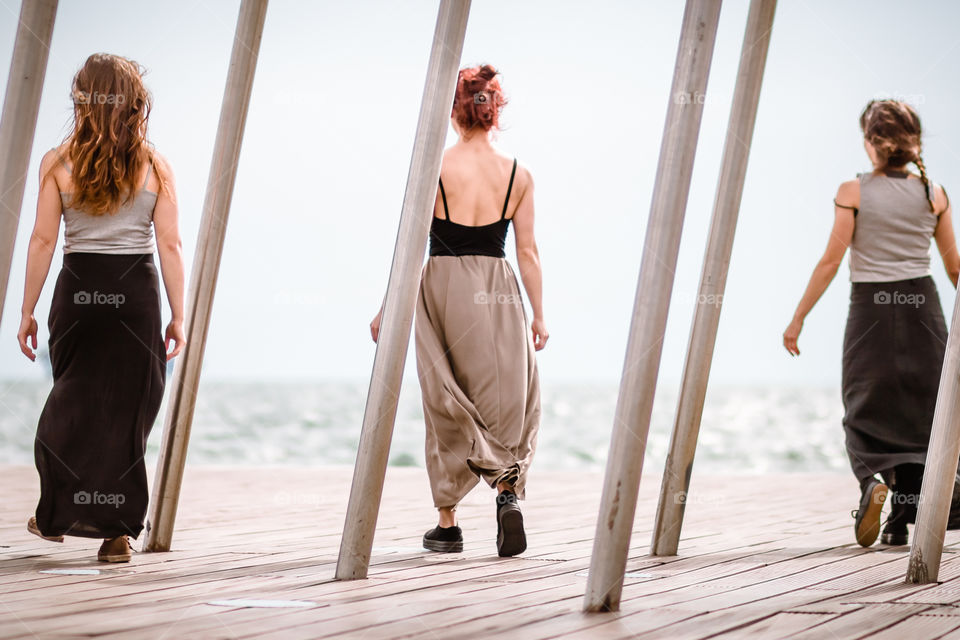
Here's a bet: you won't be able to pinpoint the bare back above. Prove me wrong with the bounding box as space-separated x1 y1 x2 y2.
435 148 528 226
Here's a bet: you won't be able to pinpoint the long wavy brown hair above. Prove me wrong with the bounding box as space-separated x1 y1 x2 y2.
859 99 934 212
60 53 162 216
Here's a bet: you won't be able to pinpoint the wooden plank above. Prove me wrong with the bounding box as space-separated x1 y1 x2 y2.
789 604 932 639
696 611 842 638
6 466 960 639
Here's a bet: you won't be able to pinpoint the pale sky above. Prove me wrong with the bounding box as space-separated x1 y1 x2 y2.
2 0 960 386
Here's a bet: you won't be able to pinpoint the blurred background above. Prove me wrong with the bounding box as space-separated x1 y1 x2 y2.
2 0 958 475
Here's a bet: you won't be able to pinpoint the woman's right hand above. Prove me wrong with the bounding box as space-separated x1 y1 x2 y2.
370 308 383 343
783 317 803 356
165 319 186 361
17 313 38 361
532 318 549 351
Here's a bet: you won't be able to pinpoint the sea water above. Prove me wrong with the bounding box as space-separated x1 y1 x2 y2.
0 379 849 475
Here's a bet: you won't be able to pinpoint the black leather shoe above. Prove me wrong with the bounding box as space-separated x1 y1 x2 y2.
880 520 908 546
851 478 888 547
496 490 526 557
422 525 463 553
948 479 960 530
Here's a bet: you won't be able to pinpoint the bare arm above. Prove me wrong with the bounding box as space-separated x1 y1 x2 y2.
512 168 548 350
783 180 857 356
369 180 444 343
151 153 186 360
17 150 63 361
933 184 958 287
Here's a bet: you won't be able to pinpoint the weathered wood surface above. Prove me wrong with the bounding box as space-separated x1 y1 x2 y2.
3 466 960 638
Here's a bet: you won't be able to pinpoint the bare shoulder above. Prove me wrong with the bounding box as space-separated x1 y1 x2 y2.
513 158 534 195
149 149 177 200
150 149 175 180
39 148 60 173
932 181 950 214
835 178 859 206
39 146 69 189
439 146 460 179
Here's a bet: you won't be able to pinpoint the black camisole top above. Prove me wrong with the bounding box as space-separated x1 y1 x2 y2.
429 158 517 258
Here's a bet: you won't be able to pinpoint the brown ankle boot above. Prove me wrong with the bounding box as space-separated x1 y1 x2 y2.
97 536 132 563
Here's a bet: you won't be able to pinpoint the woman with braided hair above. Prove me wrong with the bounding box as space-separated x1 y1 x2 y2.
784 99 959 547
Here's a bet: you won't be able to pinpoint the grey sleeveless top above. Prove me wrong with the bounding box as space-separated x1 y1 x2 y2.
60 157 158 255
848 171 939 282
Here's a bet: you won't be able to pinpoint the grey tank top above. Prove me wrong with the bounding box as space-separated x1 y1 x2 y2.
848 171 939 282
60 156 158 255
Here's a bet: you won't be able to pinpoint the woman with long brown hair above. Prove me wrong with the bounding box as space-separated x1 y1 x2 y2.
16 53 185 562
371 64 545 557
785 99 959 547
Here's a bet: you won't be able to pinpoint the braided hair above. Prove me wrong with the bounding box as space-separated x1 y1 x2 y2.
860 99 935 212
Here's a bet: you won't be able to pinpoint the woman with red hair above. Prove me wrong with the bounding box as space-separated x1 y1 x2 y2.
17 53 185 562
372 64 546 557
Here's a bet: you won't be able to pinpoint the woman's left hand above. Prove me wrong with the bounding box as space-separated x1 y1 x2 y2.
17 313 38 361
783 317 803 356
532 318 549 351
165 320 186 361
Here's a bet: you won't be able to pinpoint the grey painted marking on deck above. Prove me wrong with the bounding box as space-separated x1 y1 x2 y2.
40 569 100 575
207 599 317 609
371 546 427 554
575 570 655 579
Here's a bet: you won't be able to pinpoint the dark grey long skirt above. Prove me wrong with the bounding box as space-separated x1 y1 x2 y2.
841 276 947 482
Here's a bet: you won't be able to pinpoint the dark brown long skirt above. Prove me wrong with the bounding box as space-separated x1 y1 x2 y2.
841 276 946 482
34 252 166 539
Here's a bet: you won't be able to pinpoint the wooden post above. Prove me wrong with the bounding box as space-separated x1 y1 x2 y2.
651 0 776 557
0 0 57 327
583 0 721 613
143 0 267 552
334 0 471 581
907 302 960 582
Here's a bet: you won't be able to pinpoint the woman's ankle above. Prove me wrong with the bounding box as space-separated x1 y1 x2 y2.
437 506 457 528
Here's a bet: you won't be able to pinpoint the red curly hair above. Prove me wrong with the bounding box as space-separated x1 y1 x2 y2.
451 64 508 136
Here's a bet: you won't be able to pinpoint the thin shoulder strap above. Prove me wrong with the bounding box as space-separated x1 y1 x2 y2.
438 176 450 220
141 158 153 190
56 150 71 173
501 158 517 220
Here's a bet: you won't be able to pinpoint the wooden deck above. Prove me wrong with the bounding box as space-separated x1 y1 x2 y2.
4 465 960 639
